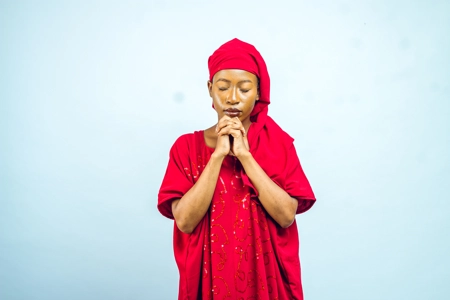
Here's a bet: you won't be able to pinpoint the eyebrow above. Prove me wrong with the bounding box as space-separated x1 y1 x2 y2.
215 78 254 84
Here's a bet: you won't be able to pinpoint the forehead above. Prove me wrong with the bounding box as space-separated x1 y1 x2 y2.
213 69 258 83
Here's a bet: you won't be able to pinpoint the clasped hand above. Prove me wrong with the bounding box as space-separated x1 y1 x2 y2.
215 116 250 158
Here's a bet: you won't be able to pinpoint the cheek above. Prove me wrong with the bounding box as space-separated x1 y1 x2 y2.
246 97 257 112
243 93 258 105
249 101 256 112
212 95 225 110
243 90 258 100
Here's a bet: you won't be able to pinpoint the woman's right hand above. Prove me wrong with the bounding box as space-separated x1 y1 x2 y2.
214 122 231 158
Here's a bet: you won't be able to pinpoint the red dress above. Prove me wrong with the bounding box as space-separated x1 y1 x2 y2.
158 129 316 300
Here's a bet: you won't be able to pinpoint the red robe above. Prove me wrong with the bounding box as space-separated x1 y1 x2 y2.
158 121 316 299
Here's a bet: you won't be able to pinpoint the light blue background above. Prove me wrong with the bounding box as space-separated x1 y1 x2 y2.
1 1 449 299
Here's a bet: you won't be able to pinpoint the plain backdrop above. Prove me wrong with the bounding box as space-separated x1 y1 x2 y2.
1 1 449 299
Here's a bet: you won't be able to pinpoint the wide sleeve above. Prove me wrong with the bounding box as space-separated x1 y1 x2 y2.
157 135 195 219
284 144 316 214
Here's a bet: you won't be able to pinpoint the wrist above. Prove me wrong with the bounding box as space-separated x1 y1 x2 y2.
236 150 252 162
210 151 227 162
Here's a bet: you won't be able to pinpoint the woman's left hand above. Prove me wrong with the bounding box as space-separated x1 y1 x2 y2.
216 116 250 158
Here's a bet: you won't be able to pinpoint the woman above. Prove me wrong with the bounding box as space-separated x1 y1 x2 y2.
158 38 316 299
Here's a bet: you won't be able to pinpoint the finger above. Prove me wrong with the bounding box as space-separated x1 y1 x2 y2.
216 115 243 133
217 123 245 137
228 120 246 136
229 117 245 136
216 115 232 128
231 129 245 139
218 128 245 139
224 128 246 140
217 118 245 133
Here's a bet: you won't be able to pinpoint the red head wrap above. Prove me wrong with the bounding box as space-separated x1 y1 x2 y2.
208 38 270 118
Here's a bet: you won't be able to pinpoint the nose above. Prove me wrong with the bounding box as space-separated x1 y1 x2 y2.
226 87 239 104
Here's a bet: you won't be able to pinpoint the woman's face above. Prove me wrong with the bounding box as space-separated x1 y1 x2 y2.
208 69 259 126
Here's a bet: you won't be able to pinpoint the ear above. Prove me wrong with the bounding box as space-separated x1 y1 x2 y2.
256 90 260 101
207 80 213 97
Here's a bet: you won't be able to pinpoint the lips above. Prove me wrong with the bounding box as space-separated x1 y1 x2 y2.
224 108 241 117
